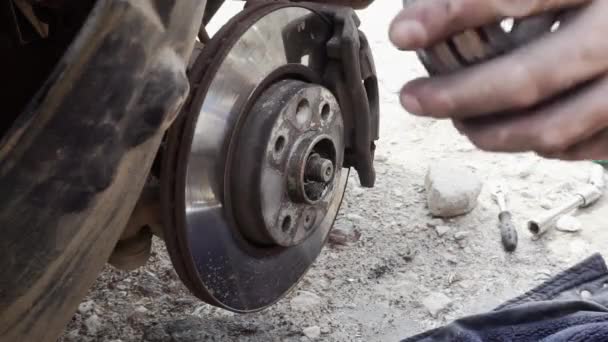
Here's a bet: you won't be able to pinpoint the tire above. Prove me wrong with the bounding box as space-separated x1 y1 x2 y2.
0 1 205 341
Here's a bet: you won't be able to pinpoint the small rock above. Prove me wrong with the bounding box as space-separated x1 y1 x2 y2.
540 199 553 210
173 297 195 306
520 190 535 199
85 314 102 335
556 215 583 233
534 270 552 282
447 273 463 285
422 292 453 317
375 154 388 163
454 231 468 240
128 310 147 325
369 263 392 279
517 162 537 179
425 162 482 218
399 245 415 262
136 279 161 297
392 189 405 198
303 326 321 339
456 146 475 153
350 186 365 197
345 213 364 224
78 300 95 315
443 253 458 265
328 224 361 246
458 280 473 290
435 225 451 237
191 305 208 317
64 329 80 340
426 219 445 228
135 306 148 314
290 291 321 311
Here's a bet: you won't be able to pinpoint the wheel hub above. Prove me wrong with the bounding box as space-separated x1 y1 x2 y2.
232 80 344 247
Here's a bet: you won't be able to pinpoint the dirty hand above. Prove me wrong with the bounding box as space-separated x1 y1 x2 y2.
389 0 608 160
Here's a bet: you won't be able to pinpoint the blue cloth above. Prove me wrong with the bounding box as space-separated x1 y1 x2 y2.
403 254 608 341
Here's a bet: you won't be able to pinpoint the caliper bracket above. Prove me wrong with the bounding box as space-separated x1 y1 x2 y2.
321 7 379 188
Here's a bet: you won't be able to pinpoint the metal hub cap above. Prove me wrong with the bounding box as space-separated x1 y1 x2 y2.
232 80 344 248
161 4 348 312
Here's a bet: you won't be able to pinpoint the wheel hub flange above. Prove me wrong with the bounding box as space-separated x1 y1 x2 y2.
231 80 344 248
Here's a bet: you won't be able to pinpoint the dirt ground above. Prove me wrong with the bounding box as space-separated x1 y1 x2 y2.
61 2 608 341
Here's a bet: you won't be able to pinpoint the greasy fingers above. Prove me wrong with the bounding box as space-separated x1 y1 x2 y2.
391 0 608 160
458 76 608 156
399 1 608 119
389 0 590 50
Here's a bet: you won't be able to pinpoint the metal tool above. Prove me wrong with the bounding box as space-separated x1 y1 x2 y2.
490 183 518 252
160 2 379 312
528 184 602 237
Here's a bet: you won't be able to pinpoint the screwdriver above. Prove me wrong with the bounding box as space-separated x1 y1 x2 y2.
490 183 518 252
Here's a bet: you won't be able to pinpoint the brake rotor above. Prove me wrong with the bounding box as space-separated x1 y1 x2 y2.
161 3 348 312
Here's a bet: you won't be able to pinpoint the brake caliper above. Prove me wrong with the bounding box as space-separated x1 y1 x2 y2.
322 6 379 187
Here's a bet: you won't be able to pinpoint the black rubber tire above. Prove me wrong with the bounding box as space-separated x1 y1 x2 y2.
0 1 206 341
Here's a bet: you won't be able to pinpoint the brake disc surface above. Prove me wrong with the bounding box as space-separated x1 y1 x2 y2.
162 3 349 312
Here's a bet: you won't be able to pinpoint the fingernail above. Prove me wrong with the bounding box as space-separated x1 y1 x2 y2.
401 93 423 115
390 20 427 49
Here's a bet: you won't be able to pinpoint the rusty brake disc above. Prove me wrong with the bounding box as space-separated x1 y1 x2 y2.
161 2 354 312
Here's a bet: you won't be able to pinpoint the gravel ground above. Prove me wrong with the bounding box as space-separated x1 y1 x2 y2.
61 2 608 341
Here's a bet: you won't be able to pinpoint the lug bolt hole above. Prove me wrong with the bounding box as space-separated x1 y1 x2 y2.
282 216 292 232
303 211 316 230
296 99 312 125
274 136 286 154
321 103 330 121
